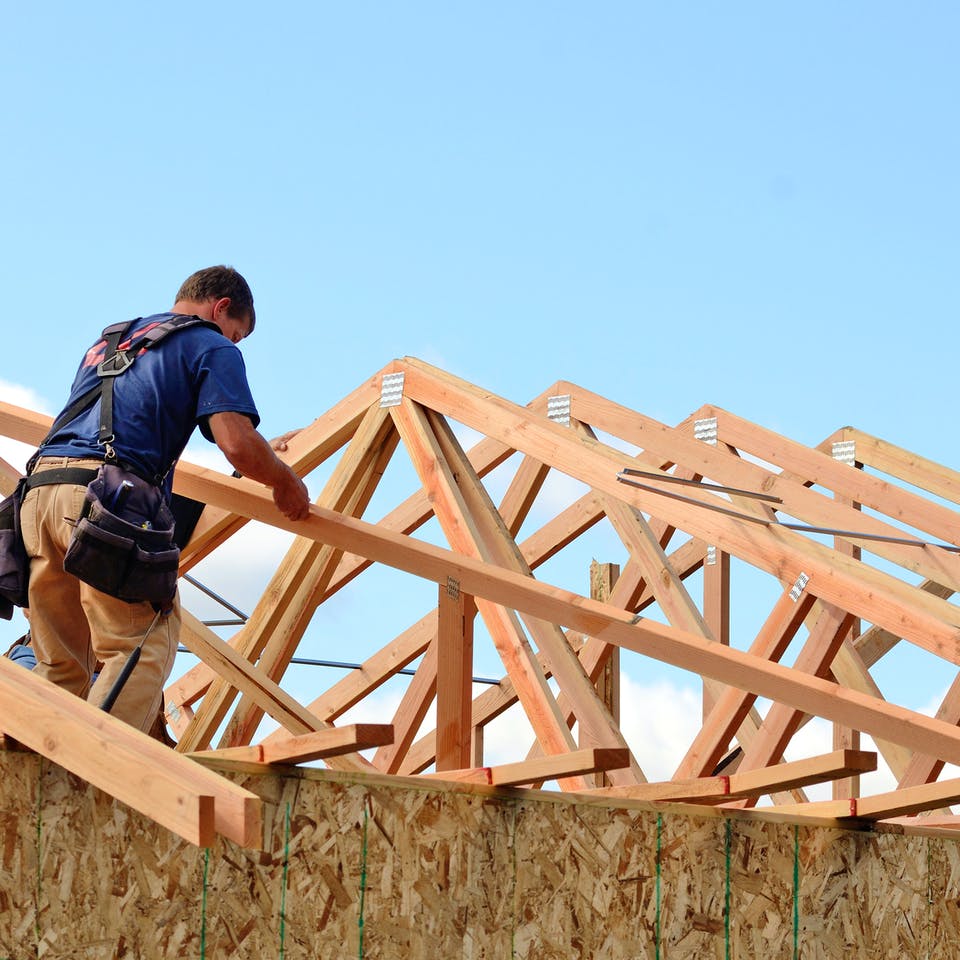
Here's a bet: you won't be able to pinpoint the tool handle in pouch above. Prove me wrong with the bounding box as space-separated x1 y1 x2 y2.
99 646 141 714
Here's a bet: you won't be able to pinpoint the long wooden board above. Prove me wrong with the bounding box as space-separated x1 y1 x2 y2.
0 657 260 847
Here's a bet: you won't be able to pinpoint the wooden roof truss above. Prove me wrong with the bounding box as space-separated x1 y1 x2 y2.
1 356 959 845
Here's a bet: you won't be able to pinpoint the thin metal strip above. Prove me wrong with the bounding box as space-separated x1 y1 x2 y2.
380 372 405 408
547 394 571 426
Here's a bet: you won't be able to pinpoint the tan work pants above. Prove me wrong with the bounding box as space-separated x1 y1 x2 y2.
19 457 180 733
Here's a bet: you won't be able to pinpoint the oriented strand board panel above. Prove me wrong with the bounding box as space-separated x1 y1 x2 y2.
2 754 960 959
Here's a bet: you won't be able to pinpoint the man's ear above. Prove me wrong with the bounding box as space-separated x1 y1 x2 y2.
212 297 232 321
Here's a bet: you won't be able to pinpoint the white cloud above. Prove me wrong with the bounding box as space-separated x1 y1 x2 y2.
0 378 51 415
451 423 484 455
527 470 591 522
175 521 295 651
0 378 52 472
482 702 537 766
618 673 703 782
0 437 36 474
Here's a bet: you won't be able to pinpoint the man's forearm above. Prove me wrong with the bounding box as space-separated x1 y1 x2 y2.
224 432 291 487
208 411 310 520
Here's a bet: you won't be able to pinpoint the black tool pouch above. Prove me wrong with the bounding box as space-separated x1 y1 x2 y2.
0 480 29 620
63 464 180 605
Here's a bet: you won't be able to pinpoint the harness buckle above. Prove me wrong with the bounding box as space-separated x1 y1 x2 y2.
97 350 134 378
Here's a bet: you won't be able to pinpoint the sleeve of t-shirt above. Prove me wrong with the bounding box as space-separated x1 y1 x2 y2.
195 343 261 442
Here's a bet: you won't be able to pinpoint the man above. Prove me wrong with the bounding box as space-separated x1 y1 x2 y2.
19 265 310 734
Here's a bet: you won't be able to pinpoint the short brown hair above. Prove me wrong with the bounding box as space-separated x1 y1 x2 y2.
175 265 256 332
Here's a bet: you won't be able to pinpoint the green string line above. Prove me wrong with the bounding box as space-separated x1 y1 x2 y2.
793 825 800 960
927 836 932 960
358 801 369 959
200 847 209 960
279 802 291 960
655 813 662 960
724 818 732 960
510 802 518 960
34 758 43 956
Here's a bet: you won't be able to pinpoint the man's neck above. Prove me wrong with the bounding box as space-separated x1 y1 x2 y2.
171 299 215 321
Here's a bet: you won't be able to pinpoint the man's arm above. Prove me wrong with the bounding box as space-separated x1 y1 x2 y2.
207 412 310 521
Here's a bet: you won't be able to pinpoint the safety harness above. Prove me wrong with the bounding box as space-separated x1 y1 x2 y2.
26 314 219 488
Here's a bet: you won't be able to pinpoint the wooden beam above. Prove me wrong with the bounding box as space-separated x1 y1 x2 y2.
372 638 439 774
190 724 394 765
497 454 550 537
853 581 955 666
829 639 912 779
178 531 331 751
165 436 520 715
0 656 260 848
593 489 767 765
388 398 582 777
563 388 960 586
708 411 960 546
702 547 730 717
429 408 635 761
436 580 476 771
175 610 331 740
265 612 436 731
674 587 816 779
395 359 960 663
833 488 862 802
0 457 21 497
593 750 877 803
728 602 856 808
177 404 398 753
772 776 960 821
269 494 628 764
423 747 630 787
422 405 637 787
170 464 960 772
577 561 621 788
837 428 960 509
898 669 960 789
400 538 706 779
219 406 399 748
178 375 381 569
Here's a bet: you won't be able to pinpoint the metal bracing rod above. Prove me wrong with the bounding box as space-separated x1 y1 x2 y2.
174 646 501 685
616 472 960 553
181 573 250 621
618 467 783 503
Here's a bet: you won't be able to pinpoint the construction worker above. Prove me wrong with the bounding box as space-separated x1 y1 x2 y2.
19 265 310 734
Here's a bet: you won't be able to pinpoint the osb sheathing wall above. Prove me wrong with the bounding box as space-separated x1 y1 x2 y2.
2 754 959 960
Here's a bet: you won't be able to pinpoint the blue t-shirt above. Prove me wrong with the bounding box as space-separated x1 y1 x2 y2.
39 313 260 490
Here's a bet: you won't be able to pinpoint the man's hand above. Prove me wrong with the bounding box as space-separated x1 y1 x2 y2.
273 467 310 521
209 412 311 521
270 428 302 453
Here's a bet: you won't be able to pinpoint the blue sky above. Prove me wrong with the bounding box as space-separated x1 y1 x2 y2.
1 5 957 784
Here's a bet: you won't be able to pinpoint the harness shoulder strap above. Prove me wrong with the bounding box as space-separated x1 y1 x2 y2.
31 314 221 466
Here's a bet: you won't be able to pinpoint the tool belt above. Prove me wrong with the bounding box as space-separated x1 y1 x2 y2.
62 463 180 606
0 463 181 617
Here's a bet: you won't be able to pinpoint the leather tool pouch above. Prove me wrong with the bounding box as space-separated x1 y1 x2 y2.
63 464 180 605
0 480 29 621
